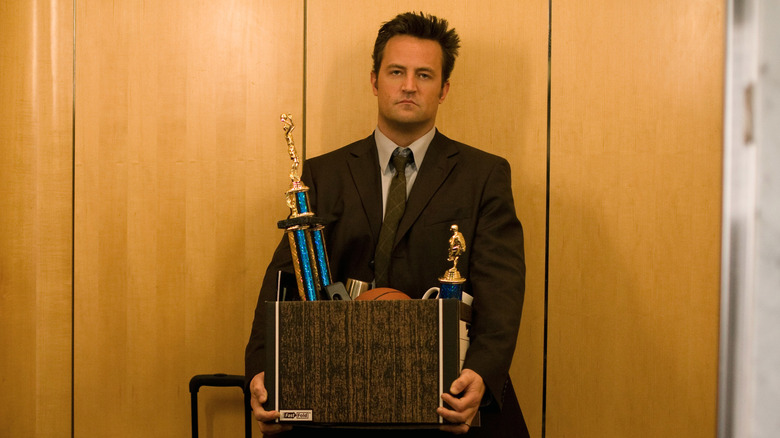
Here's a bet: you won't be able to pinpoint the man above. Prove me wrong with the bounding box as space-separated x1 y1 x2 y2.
246 12 528 437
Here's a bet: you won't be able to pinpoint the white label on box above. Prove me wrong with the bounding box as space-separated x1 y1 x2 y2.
280 410 313 421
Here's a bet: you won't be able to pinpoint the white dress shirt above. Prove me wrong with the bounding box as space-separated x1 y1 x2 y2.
374 127 436 217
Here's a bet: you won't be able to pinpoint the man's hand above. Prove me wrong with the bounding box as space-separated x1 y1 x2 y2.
249 372 292 435
437 368 485 434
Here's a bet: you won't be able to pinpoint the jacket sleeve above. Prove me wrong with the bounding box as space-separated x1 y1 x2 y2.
461 158 525 410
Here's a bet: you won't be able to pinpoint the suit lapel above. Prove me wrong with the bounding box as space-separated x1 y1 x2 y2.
346 135 383 242
395 132 459 245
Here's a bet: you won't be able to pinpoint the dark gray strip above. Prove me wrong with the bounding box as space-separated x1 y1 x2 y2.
542 1 552 437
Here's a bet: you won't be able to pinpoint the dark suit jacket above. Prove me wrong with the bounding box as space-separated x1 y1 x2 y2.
246 131 528 437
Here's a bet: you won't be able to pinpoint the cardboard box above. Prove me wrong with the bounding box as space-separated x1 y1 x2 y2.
264 299 471 427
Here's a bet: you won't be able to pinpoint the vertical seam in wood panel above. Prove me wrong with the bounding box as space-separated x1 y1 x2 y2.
302 0 308 160
542 1 552 437
71 1 76 436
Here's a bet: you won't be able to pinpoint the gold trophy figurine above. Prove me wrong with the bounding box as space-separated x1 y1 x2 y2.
437 225 467 299
441 225 466 282
281 113 301 185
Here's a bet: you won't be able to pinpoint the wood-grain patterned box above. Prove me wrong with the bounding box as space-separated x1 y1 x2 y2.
264 299 471 427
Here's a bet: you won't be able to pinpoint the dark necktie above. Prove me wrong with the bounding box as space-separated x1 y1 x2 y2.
374 147 412 287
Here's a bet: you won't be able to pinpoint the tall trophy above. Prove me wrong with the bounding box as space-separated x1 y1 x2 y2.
276 114 332 301
438 225 467 299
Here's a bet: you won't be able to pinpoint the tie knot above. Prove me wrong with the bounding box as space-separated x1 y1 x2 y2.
391 147 412 175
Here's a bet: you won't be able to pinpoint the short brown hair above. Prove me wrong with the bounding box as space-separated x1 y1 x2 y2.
372 12 461 84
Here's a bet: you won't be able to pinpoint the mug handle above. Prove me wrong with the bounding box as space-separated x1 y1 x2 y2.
422 287 440 300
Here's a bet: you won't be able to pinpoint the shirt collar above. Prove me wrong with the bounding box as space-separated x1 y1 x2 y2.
374 127 436 175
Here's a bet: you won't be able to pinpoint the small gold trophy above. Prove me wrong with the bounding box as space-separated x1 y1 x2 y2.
276 114 332 301
438 225 466 299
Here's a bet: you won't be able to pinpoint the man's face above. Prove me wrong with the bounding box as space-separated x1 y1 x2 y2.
371 35 450 138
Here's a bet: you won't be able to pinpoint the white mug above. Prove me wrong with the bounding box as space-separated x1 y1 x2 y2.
422 287 473 306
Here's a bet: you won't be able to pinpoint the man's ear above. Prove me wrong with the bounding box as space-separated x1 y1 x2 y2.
370 71 379 96
439 80 451 103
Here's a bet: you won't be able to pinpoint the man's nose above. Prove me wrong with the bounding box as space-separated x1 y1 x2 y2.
401 75 417 92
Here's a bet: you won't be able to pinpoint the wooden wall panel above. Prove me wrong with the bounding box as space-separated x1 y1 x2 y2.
0 3 73 437
0 1 74 437
305 1 549 435
547 1 723 436
0 0 724 436
74 1 302 436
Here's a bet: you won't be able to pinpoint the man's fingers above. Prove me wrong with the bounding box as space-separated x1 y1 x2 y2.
437 405 466 424
249 386 269 419
250 403 292 435
250 397 278 423
249 372 267 401
247 372 292 434
441 392 468 412
449 368 480 396
437 406 474 435
249 401 292 434
437 396 478 424
449 374 470 395
440 371 482 436
255 407 279 423
251 390 267 405
442 388 481 411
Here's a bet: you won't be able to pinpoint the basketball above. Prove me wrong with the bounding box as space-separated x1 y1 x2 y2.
355 287 411 301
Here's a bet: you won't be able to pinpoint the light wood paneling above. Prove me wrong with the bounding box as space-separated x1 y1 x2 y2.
0 0 728 436
74 1 302 435
547 1 723 436
305 2 549 435
0 1 74 437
